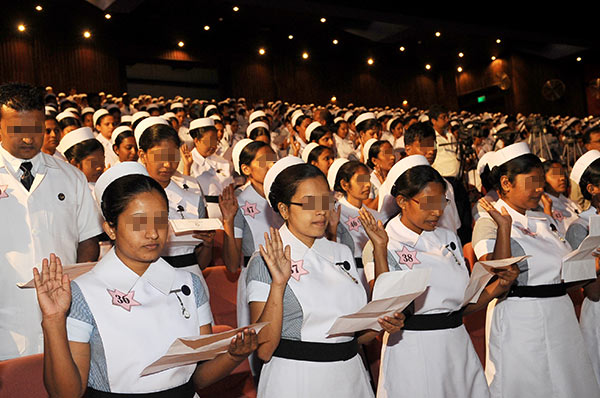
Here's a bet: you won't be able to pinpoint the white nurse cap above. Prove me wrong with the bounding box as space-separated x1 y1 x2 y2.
161 112 176 121
571 149 600 184
301 142 320 163
111 126 133 145
291 110 304 127
363 138 378 163
249 110 266 124
93 109 109 126
94 161 149 208
81 107 94 116
247 121 269 137
305 121 322 142
327 158 350 190
355 112 376 127
488 142 531 169
56 127 95 154
120 115 132 124
170 102 184 111
56 111 78 123
334 116 344 124
204 104 217 116
378 155 430 215
263 156 304 207
232 138 254 174
477 151 495 176
131 111 150 126
190 117 215 131
134 116 169 146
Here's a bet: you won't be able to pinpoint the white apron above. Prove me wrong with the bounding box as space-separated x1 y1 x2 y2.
257 225 374 398
75 249 203 393
190 149 232 219
235 183 283 329
482 199 600 398
377 217 488 398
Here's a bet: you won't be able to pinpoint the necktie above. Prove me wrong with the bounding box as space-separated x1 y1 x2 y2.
20 161 34 191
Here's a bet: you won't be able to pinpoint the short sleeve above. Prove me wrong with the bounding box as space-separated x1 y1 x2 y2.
66 282 94 343
197 195 207 219
566 223 588 250
74 169 103 242
191 273 213 326
387 250 402 271
472 217 498 259
234 208 245 239
336 223 355 254
246 254 272 303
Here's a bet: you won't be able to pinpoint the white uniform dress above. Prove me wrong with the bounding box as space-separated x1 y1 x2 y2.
438 178 461 234
377 216 489 398
246 224 374 398
544 192 581 236
333 133 355 159
472 198 600 398
161 172 211 302
96 133 119 168
336 196 384 290
67 248 213 394
565 205 600 387
233 183 284 328
190 148 233 219
0 148 103 359
369 171 382 200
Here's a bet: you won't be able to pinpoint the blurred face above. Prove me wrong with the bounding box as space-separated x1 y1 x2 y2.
406 137 437 164
311 148 334 175
391 123 404 138
317 132 334 148
194 129 218 157
114 136 138 162
297 118 312 141
360 126 381 144
373 142 395 172
168 118 180 131
76 149 105 183
432 113 449 132
175 110 185 125
42 119 61 154
342 166 371 201
279 176 332 245
586 132 600 151
398 181 447 234
545 163 567 195
140 139 179 187
502 167 545 213
337 122 349 139
0 107 44 159
83 113 93 128
97 115 115 140
215 122 225 140
241 146 277 185
104 191 169 270
61 124 78 138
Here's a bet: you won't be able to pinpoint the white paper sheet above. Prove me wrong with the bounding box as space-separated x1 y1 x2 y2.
562 215 600 283
17 262 97 288
169 218 224 234
141 322 269 377
327 268 431 335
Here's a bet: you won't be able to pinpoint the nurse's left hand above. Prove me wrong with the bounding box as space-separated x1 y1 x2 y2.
226 328 258 362
378 311 405 334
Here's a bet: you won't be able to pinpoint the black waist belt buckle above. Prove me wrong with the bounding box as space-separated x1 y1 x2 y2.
204 195 219 204
87 380 195 397
507 283 567 298
403 310 464 331
273 338 358 362
162 253 197 268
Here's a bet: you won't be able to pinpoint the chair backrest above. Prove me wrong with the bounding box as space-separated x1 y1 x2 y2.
0 354 48 398
203 266 240 328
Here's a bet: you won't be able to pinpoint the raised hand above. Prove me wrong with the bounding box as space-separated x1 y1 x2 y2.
218 183 239 222
327 203 341 233
180 144 193 175
358 208 388 249
227 328 258 362
378 311 405 334
33 253 71 319
259 227 292 287
479 198 512 229
541 193 553 217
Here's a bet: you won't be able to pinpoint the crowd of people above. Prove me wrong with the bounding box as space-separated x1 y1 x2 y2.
2 81 600 397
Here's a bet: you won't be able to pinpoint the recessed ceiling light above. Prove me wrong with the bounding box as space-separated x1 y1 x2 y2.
496 38 501 44
288 34 294 40
83 30 91 39
204 25 210 31
105 13 111 19
17 24 26 32
302 52 309 59
491 56 497 61
425 64 431 70
457 66 463 73
367 58 374 65
320 17 326 23
35 5 43 11
233 6 239 11
435 31 441 37
332 39 339 45
458 52 464 58
259 48 266 55
178 41 184 48
577 56 582 62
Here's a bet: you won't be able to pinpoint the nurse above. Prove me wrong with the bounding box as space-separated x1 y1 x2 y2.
364 139 395 201
135 117 214 278
221 139 280 329
247 157 404 398
35 162 257 396
111 125 138 163
362 155 518 398
472 142 600 398
56 127 105 189
301 142 334 176
565 150 600 386
540 160 581 235
93 109 118 168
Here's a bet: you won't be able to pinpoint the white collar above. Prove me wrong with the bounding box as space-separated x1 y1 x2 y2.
494 198 546 227
338 196 361 212
279 223 333 263
386 215 420 247
191 148 207 166
0 144 44 176
92 247 176 295
579 206 597 222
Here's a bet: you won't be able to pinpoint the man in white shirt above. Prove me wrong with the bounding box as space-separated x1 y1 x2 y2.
0 83 103 360
430 105 460 178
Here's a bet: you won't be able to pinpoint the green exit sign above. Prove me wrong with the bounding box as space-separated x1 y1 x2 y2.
477 95 486 103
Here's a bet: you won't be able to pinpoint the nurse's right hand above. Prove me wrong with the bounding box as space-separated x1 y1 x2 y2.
33 253 72 319
259 227 292 287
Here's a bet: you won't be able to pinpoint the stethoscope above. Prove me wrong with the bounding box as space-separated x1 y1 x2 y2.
169 284 191 319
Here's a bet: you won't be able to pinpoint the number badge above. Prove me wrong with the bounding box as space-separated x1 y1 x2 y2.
107 288 141 311
396 246 421 269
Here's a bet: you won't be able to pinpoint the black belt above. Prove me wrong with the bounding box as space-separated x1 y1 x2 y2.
243 256 251 268
272 338 358 362
354 257 363 269
204 195 219 203
507 283 567 298
162 253 197 268
87 380 195 398
403 310 464 331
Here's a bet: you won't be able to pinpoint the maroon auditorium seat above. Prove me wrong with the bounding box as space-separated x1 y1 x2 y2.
462 242 486 365
0 354 48 398
203 265 240 328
